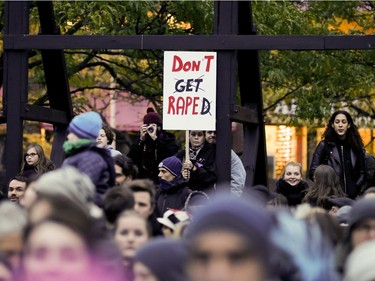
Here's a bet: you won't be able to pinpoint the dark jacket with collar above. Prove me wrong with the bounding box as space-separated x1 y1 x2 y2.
175 142 217 194
308 140 365 198
155 179 191 216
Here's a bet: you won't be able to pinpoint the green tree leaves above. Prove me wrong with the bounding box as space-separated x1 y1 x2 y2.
2 1 373 124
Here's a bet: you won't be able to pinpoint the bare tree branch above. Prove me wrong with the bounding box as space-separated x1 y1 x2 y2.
263 84 307 112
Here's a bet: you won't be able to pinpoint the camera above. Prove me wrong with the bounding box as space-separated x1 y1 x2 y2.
147 126 154 133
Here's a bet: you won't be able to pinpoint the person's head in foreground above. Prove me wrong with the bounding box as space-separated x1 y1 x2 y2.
363 187 375 199
0 201 27 270
270 209 340 281
344 240 375 281
133 238 189 281
185 195 272 281
0 254 12 281
348 198 375 249
21 199 124 281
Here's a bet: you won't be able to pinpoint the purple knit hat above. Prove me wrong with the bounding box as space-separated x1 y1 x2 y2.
143 107 162 125
185 195 272 266
134 238 189 281
158 156 182 178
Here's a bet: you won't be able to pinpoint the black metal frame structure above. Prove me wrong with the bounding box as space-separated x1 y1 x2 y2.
3 1 375 191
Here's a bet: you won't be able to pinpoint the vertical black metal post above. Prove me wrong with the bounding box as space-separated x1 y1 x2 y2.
214 1 238 191
238 1 268 187
37 1 73 167
3 2 30 186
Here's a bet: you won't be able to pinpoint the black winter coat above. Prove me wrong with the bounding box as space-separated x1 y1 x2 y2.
127 131 179 184
155 179 191 216
175 142 217 194
63 143 116 207
276 179 308 206
308 140 365 199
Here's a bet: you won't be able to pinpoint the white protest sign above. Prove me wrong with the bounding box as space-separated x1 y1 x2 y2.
163 51 216 130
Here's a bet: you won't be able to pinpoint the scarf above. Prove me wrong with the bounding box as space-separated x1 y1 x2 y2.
189 143 204 161
63 139 95 156
159 176 183 191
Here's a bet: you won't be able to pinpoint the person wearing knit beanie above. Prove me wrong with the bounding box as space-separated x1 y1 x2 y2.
185 195 273 281
155 156 191 216
143 107 162 126
127 107 179 184
62 112 115 207
344 240 375 281
335 198 375 274
348 198 375 249
68 111 102 140
133 238 189 281
158 156 182 179
34 166 96 209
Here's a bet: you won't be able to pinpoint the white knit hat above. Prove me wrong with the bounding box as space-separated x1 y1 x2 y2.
344 240 375 281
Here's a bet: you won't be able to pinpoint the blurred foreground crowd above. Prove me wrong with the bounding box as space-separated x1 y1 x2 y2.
1 109 375 281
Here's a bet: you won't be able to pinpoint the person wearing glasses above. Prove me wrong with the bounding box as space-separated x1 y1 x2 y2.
176 131 217 194
19 144 55 178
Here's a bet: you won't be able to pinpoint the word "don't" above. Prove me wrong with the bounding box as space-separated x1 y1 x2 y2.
172 55 214 72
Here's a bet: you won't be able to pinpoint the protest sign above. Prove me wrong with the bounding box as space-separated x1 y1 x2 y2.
163 51 217 130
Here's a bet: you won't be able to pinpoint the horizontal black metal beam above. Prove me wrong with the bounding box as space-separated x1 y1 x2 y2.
3 35 375 50
20 104 69 124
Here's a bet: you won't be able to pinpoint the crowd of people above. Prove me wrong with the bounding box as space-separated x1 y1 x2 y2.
0 108 375 281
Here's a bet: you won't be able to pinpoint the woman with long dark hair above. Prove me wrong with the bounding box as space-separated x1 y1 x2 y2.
304 165 347 208
308 110 365 199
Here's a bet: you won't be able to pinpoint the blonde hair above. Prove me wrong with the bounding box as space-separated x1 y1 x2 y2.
279 161 303 180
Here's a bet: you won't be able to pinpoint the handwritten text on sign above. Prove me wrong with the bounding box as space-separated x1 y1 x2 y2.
163 51 216 130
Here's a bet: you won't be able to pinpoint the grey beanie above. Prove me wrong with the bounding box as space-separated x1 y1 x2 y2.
349 198 375 232
35 166 96 207
134 238 188 281
185 195 272 266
